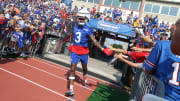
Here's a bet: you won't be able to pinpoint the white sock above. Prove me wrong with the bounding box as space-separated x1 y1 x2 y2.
83 74 87 77
70 85 74 91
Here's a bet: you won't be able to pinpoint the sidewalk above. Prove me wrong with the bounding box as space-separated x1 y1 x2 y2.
41 53 122 85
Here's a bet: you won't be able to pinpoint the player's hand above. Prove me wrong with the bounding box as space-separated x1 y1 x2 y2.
102 48 113 56
68 44 73 52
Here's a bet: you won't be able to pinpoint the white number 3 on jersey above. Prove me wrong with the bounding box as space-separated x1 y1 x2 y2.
75 32 81 43
169 62 180 86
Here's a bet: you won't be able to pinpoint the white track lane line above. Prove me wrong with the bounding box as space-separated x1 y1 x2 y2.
15 60 94 92
0 68 71 100
32 58 129 93
32 57 106 83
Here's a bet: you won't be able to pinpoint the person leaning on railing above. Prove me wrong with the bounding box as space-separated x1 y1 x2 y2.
115 18 180 101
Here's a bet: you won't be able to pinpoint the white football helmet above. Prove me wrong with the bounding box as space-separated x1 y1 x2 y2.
77 8 90 25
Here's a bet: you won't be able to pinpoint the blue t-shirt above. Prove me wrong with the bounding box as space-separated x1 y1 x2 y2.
116 11 122 16
47 21 52 26
133 16 138 21
23 31 32 41
153 17 158 25
103 9 107 14
160 25 166 32
112 10 117 15
165 24 170 29
107 9 111 14
147 22 153 27
143 41 180 101
150 28 158 36
73 25 93 47
144 17 149 22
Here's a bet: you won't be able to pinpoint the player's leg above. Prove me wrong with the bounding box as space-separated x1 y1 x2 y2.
66 63 77 96
65 52 79 96
80 54 89 83
81 63 88 83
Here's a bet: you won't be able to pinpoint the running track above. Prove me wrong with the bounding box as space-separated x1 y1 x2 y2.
0 58 127 101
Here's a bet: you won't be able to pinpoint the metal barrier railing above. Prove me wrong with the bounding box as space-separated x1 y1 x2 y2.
0 29 41 58
0 18 75 58
129 69 165 101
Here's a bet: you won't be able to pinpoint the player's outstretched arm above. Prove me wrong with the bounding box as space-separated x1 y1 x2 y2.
89 35 113 56
89 35 103 50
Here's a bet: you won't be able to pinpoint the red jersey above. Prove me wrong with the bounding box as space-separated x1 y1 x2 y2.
62 12 67 19
59 11 63 14
32 35 37 43
0 18 5 25
93 8 96 14
127 51 150 63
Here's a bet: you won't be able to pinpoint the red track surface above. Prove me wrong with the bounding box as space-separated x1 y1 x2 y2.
0 58 127 101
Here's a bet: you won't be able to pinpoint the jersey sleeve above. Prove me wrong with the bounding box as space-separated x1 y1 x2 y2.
88 27 94 36
143 41 162 71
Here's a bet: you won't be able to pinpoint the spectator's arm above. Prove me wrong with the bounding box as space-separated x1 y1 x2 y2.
114 53 144 68
59 27 64 35
15 27 22 31
31 30 37 35
131 47 152 52
108 46 127 55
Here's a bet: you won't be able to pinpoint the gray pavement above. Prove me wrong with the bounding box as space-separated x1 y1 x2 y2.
42 52 122 84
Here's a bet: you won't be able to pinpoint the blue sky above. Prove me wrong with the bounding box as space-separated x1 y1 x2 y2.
106 38 124 45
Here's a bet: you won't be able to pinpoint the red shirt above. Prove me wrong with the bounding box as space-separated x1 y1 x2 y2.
0 18 5 25
62 12 67 19
32 35 37 43
127 51 149 63
93 8 96 13
59 11 63 14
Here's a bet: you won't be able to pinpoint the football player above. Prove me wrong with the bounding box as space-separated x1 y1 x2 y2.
65 8 113 96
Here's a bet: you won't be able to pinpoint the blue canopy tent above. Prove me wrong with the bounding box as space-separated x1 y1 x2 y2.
87 19 137 88
86 18 136 39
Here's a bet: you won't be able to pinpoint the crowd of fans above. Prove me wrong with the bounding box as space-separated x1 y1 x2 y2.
0 0 176 84
0 0 176 57
0 0 179 100
0 0 76 57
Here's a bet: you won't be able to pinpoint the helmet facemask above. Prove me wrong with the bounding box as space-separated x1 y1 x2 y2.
77 16 88 26
77 8 90 26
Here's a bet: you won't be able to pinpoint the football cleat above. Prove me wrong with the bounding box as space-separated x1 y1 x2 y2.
65 89 74 96
83 76 87 83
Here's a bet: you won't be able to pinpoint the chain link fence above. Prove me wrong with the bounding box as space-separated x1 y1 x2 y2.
129 69 165 101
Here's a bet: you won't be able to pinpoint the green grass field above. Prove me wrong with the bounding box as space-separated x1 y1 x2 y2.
87 83 129 101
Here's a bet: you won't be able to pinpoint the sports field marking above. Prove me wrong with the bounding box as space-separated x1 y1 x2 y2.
32 58 129 93
0 67 72 100
15 60 94 92
32 57 108 84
